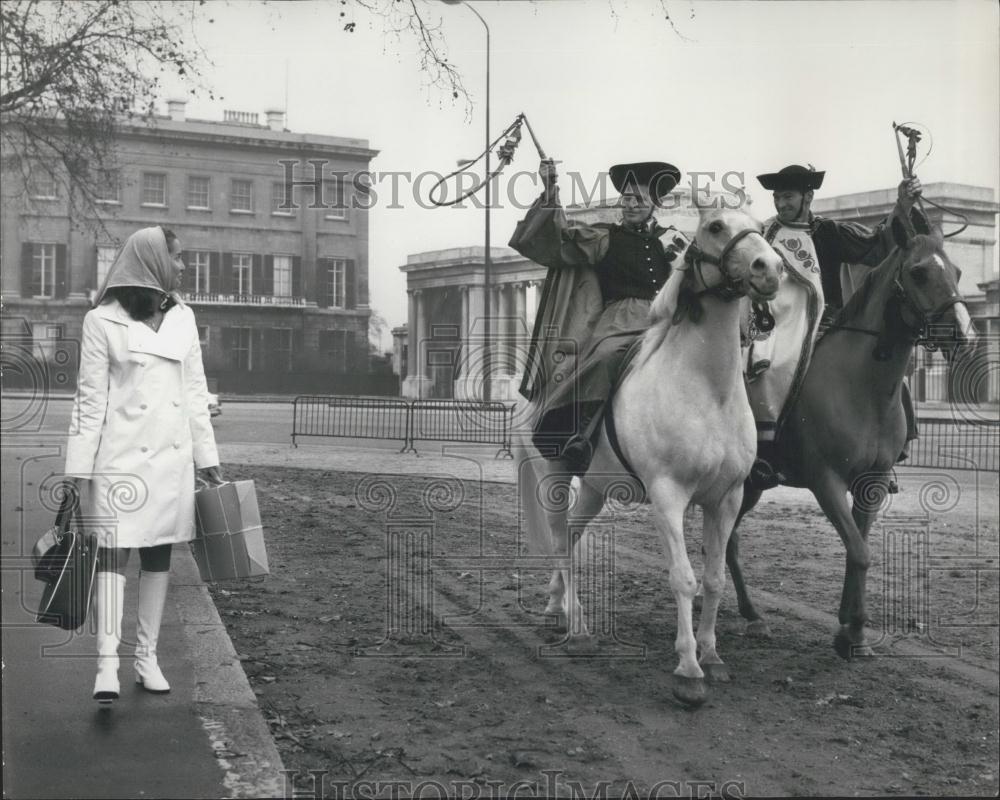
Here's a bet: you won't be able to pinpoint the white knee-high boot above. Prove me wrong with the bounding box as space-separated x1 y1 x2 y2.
134 570 171 693
93 572 126 704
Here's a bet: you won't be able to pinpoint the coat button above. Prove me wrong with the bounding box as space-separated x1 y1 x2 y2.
172 400 181 407
173 442 181 449
141 446 149 452
140 404 148 410
138 360 147 366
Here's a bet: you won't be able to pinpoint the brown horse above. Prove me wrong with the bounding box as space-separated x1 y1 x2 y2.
726 214 976 658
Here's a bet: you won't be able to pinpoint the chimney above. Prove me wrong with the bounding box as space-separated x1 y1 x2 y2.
265 109 285 132
167 98 187 122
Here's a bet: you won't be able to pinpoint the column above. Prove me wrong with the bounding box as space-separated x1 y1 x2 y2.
512 282 527 380
403 289 431 398
456 282 487 400
406 290 417 377
513 282 527 338
496 284 510 374
458 286 469 378
414 289 425 369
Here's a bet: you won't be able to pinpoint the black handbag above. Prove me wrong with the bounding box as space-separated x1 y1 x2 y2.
32 485 99 630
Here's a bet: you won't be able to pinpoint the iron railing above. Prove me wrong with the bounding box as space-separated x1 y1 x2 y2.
292 396 516 457
906 415 999 472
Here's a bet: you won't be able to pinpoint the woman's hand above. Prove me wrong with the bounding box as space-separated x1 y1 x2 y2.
197 465 225 485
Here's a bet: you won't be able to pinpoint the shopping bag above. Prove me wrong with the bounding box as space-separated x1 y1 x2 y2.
191 480 269 581
33 486 99 630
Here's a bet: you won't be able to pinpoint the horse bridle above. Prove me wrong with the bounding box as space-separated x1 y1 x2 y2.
828 246 964 358
683 226 776 331
683 227 764 301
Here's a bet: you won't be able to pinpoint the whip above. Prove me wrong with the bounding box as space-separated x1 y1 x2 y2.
428 112 547 207
892 121 968 238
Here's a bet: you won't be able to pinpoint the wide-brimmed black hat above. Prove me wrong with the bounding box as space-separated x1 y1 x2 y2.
609 161 681 203
756 164 825 192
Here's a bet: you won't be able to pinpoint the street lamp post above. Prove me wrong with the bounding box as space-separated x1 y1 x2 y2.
441 0 491 402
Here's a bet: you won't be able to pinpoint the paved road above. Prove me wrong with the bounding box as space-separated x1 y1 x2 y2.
1 440 285 798
1 397 409 451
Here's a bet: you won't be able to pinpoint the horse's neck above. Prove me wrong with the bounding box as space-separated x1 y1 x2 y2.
659 296 744 390
839 252 914 385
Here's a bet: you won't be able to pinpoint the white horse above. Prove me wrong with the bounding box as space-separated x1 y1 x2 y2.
518 202 783 706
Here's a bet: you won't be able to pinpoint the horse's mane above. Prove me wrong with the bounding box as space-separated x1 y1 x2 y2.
832 255 894 326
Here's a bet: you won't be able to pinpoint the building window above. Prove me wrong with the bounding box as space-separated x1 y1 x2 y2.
232 327 253 370
232 253 253 295
231 179 253 212
324 179 346 220
273 255 292 297
141 172 167 206
274 328 293 371
190 251 211 293
187 176 211 209
95 170 120 204
32 243 57 298
96 245 117 288
272 182 293 215
327 259 346 308
198 325 210 350
32 323 63 362
322 329 349 372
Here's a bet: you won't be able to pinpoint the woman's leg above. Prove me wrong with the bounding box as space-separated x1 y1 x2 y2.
93 548 130 703
134 544 173 693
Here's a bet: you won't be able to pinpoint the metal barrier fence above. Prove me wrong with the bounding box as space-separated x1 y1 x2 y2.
292 396 410 448
409 400 515 458
907 416 1000 472
292 395 516 457
292 397 998 470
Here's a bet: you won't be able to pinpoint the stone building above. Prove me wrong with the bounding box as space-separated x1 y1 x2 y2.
1 102 391 395
397 184 998 403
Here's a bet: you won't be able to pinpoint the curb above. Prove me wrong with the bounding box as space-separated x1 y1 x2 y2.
171 545 286 798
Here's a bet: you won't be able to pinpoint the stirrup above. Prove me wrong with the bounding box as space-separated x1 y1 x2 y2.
748 458 784 491
888 467 900 495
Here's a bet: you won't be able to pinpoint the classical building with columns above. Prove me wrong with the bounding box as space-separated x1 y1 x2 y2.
396 184 998 403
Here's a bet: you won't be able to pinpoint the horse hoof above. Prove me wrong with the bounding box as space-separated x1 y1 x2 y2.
833 630 868 660
701 662 730 684
745 620 773 639
672 675 708 707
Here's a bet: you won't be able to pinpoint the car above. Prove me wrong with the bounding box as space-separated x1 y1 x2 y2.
208 392 222 419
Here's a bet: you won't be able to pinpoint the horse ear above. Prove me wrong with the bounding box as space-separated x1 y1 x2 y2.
890 214 910 249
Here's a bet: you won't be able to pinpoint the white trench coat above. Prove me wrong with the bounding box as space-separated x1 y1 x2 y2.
65 300 220 548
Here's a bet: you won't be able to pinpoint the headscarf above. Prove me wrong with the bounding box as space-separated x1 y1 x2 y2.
94 226 185 307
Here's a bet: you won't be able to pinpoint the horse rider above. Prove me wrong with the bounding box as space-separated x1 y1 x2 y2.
510 159 688 474
747 164 925 489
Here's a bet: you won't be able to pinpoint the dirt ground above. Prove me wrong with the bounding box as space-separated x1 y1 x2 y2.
209 464 999 798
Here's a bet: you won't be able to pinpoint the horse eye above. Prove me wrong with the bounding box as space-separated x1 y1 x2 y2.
708 221 723 234
911 266 928 284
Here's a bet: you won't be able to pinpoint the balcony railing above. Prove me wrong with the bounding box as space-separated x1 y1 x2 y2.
183 292 306 307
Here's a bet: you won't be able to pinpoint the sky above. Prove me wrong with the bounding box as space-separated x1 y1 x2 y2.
165 0 1000 333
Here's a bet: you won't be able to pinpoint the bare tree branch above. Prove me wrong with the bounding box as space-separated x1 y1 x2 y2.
1 0 213 234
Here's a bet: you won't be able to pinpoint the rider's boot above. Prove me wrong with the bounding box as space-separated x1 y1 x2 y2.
749 439 786 491
560 404 605 475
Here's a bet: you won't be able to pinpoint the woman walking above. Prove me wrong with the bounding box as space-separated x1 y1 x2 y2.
66 225 222 704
